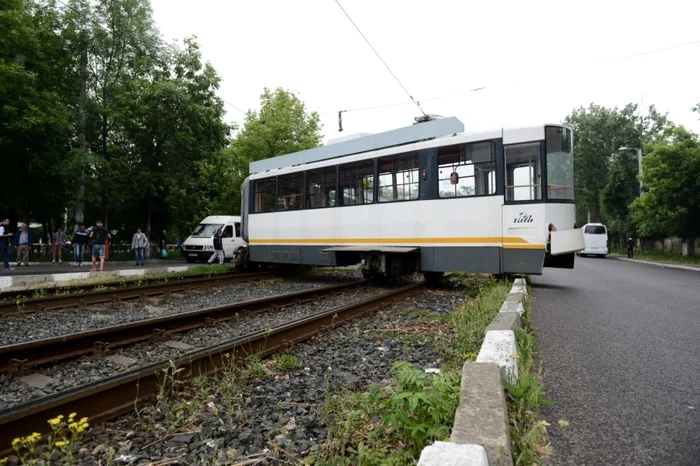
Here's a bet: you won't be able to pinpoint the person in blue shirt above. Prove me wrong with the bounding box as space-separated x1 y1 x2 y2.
72 223 89 267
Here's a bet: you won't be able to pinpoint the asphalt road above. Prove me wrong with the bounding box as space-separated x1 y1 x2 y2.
531 256 700 465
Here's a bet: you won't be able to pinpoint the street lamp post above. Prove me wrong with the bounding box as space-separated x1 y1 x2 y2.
620 146 643 196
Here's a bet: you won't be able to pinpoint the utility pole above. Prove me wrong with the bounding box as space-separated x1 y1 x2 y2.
74 35 87 229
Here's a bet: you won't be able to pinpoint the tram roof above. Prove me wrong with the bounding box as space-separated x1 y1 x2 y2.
248 117 465 174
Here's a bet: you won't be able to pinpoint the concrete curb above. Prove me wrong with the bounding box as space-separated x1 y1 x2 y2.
611 256 700 272
418 277 528 466
0 264 205 291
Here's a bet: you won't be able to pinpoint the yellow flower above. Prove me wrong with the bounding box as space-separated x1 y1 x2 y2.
69 412 77 419
55 440 69 448
79 417 88 424
0 457 9 465
11 438 21 449
48 418 61 426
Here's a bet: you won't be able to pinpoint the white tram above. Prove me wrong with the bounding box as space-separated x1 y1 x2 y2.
239 117 584 279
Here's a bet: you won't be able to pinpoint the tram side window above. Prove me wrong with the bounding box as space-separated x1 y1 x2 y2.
378 152 419 202
438 141 495 198
505 143 542 201
278 172 303 211
306 166 337 208
339 160 374 206
254 178 276 213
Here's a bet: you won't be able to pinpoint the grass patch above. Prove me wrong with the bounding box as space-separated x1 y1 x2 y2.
504 287 553 465
274 354 301 371
309 361 461 466
611 248 700 264
450 278 511 361
310 277 509 465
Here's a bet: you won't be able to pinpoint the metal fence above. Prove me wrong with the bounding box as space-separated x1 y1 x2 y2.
12 243 182 261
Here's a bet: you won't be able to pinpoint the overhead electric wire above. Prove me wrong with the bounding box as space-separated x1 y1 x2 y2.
320 38 700 116
333 0 425 116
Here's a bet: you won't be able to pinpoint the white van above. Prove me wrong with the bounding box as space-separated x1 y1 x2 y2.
181 215 246 263
579 223 609 257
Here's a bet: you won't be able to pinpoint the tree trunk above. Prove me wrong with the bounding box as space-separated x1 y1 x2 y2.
145 191 153 259
74 40 87 229
100 87 109 227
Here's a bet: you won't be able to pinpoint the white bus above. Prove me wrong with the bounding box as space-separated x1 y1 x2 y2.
579 223 609 257
239 118 585 280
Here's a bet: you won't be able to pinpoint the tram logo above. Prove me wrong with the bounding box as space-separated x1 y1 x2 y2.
513 212 534 224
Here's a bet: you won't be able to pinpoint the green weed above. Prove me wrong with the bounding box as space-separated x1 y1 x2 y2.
274 354 301 371
505 285 553 465
309 361 461 465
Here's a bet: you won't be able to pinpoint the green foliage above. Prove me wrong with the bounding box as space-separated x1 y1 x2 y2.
196 87 323 218
311 362 460 465
273 354 301 371
630 127 700 243
450 278 511 360
505 291 553 465
563 103 673 233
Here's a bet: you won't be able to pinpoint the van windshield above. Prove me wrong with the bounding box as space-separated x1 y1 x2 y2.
584 225 606 235
191 223 223 237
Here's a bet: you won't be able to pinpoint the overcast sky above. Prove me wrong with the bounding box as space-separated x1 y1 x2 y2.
150 0 700 143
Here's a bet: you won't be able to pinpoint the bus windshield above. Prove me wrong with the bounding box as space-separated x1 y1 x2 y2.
545 126 574 200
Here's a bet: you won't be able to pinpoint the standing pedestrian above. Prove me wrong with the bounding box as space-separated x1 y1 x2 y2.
13 224 32 266
52 226 67 264
159 230 168 259
0 218 14 270
131 227 148 266
626 237 635 258
89 220 111 272
72 223 89 267
207 227 225 265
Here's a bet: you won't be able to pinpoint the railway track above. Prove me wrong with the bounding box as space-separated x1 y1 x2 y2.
0 280 365 373
0 281 423 455
0 271 271 315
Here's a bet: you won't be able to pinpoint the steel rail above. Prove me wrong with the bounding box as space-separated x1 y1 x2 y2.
0 271 272 315
0 280 367 373
0 282 422 455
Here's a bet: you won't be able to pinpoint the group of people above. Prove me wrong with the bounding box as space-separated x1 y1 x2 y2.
0 219 111 272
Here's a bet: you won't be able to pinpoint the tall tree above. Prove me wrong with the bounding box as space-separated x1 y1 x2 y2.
84 0 161 225
0 0 73 228
564 103 674 241
630 127 700 255
198 87 323 218
117 37 229 236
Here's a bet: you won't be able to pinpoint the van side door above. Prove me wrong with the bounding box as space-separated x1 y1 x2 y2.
222 225 235 259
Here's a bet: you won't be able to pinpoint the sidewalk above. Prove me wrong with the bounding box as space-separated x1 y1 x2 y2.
0 259 206 291
0 259 187 276
610 254 700 272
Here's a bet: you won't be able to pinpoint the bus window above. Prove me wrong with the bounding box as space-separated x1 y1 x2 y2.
505 143 541 201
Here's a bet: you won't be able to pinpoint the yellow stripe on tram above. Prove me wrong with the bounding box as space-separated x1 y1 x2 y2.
248 237 546 250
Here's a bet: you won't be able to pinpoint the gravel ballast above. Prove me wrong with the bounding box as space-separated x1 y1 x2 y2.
55 283 480 465
0 272 363 346
0 279 399 410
